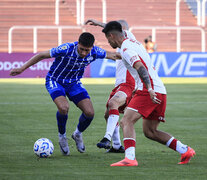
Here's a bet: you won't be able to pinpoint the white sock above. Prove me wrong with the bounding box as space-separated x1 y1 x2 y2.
74 127 81 135
104 114 119 141
112 125 121 149
125 147 135 160
166 137 187 154
176 141 188 154
166 137 174 147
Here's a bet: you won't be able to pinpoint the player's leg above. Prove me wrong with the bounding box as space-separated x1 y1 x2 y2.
143 119 172 144
54 96 69 135
97 91 126 149
142 92 195 164
45 78 70 155
68 82 94 153
111 108 140 166
104 107 124 153
53 96 70 155
104 107 109 120
71 98 94 153
143 119 195 164
76 98 94 132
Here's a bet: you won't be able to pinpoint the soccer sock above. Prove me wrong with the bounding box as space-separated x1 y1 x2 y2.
166 137 188 154
104 109 119 141
74 126 81 135
77 113 93 133
112 123 121 149
56 111 68 135
124 138 136 160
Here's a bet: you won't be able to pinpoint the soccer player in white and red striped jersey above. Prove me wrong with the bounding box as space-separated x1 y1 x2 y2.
86 19 137 153
102 21 196 166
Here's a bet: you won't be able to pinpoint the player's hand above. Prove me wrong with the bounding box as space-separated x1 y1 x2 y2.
149 89 161 104
10 68 23 76
85 19 100 26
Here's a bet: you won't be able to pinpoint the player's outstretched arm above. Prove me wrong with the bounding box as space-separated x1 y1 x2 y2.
106 51 121 60
10 50 51 76
85 19 106 28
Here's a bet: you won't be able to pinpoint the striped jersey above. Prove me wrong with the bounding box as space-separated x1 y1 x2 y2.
115 30 136 89
120 38 166 94
47 41 106 84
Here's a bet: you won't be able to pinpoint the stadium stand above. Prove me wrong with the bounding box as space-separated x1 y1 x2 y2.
0 0 206 52
0 0 80 52
185 0 207 16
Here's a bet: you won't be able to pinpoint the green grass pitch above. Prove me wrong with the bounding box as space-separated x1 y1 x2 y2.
0 82 206 180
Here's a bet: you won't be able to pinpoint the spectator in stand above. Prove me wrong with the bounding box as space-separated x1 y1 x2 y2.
144 35 157 53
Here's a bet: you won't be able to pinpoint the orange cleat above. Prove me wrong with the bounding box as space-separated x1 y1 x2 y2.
110 157 138 167
178 147 196 165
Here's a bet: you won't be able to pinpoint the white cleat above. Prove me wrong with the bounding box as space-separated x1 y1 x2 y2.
72 132 85 153
59 135 70 156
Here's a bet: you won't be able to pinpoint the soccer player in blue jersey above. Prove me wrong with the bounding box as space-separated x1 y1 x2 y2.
10 32 120 156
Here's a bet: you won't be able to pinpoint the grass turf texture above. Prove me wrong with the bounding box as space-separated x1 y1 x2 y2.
0 83 206 180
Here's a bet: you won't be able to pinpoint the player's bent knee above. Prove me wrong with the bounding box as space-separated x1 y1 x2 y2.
143 128 157 140
83 110 94 118
120 118 129 128
107 99 119 109
58 104 69 115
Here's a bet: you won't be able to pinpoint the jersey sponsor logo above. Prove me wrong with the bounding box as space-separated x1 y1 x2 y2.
87 56 93 61
59 45 67 50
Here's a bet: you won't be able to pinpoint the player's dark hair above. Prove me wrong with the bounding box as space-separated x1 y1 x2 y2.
102 21 122 35
78 32 95 47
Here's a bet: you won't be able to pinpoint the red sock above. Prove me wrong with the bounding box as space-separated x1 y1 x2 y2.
169 139 177 151
123 138 136 150
109 109 119 116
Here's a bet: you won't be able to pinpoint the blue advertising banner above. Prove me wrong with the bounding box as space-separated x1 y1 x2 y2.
1 52 207 78
90 52 207 77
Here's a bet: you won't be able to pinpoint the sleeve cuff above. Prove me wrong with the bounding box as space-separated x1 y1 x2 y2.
132 60 140 68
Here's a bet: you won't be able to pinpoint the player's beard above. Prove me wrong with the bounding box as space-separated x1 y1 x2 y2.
110 42 117 49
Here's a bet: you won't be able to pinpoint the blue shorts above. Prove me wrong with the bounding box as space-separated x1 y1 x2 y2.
45 78 90 105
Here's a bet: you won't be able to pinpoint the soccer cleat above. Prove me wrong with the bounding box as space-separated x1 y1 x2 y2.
178 147 196 165
110 157 138 167
59 136 70 156
97 137 111 149
72 132 85 153
106 145 125 153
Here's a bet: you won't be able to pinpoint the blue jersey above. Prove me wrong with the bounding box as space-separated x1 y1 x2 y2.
47 41 106 84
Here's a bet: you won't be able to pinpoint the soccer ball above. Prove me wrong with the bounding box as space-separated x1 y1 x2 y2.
33 138 54 158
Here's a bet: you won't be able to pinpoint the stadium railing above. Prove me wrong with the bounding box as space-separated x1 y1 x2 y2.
8 25 206 53
55 0 106 25
8 26 85 53
129 26 206 52
80 0 106 25
55 0 81 25
202 0 207 26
